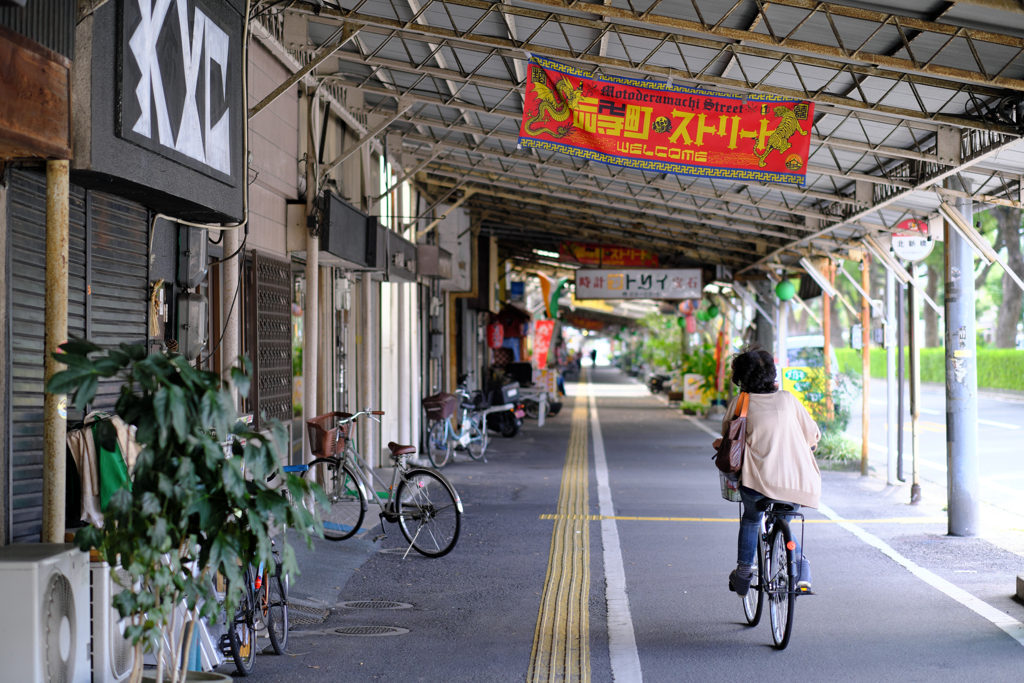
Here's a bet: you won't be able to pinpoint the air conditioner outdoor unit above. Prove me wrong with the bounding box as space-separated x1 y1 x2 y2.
91 561 135 683
0 544 90 683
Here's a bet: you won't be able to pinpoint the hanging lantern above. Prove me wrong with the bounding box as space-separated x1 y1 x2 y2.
776 280 796 301
487 322 504 349
707 305 720 318
676 316 686 328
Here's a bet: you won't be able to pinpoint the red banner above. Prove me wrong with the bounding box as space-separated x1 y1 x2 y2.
533 320 556 368
559 242 658 267
519 57 814 186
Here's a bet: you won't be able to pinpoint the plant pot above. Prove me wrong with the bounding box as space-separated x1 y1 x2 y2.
143 671 233 682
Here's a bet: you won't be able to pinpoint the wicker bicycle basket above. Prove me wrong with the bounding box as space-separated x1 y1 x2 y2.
306 412 353 458
423 393 458 421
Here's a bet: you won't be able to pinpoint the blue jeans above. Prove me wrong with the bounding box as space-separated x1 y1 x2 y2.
737 486 804 568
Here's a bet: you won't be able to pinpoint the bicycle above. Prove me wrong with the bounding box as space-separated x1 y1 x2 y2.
222 564 258 675
425 388 493 467
740 498 811 650
296 410 463 558
254 545 288 655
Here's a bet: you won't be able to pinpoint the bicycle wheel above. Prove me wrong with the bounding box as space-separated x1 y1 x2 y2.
396 469 462 557
742 534 764 626
523 399 539 419
767 520 796 649
308 459 366 541
227 583 257 676
264 566 288 655
467 418 488 461
427 421 452 468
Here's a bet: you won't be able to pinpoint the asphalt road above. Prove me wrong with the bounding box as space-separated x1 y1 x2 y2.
847 378 1024 516
228 369 1024 682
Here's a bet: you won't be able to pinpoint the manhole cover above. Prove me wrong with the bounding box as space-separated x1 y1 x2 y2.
337 601 412 610
331 626 409 637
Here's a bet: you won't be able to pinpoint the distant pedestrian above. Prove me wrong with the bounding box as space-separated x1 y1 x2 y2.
589 349 597 366
723 343 821 597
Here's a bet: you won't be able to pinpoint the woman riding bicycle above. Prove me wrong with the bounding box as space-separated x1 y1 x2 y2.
723 344 821 597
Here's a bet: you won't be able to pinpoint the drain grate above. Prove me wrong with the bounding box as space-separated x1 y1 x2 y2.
331 626 409 637
337 601 412 610
288 603 330 627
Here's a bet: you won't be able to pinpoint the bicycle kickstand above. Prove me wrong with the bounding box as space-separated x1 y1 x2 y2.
372 512 389 543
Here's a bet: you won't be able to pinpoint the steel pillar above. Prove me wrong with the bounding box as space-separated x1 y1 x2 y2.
886 269 899 486
303 91 320 463
42 160 69 543
945 179 980 536
861 257 871 476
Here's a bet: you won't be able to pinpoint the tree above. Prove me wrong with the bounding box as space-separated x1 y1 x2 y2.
991 206 1024 348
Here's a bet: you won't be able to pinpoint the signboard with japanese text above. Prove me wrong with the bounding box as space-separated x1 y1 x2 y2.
891 218 934 262
574 269 702 300
559 242 658 267
519 57 814 186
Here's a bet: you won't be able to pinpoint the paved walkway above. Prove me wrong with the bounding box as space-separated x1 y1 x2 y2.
232 368 1024 682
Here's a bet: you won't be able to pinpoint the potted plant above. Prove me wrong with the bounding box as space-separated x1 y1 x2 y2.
47 340 323 683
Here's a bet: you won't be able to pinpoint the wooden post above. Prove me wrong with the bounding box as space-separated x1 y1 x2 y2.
861 255 871 476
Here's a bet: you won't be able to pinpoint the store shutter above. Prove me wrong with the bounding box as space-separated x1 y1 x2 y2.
7 169 87 542
249 251 293 431
5 171 146 542
86 192 149 410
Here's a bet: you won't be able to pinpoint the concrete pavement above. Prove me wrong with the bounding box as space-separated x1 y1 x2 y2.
225 369 1024 682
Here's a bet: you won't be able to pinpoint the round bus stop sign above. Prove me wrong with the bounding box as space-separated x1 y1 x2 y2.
891 218 933 262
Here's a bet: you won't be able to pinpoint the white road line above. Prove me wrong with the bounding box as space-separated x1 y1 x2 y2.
685 415 722 438
589 386 643 682
978 418 1021 429
818 503 1024 648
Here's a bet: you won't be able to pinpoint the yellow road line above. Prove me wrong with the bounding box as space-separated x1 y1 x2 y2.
539 514 946 524
528 383 590 683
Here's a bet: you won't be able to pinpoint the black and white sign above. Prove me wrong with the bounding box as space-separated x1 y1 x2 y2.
119 0 238 183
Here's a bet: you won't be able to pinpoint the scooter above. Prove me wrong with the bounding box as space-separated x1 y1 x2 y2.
648 373 671 394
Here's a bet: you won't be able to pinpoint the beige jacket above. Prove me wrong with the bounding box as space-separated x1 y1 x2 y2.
720 391 822 509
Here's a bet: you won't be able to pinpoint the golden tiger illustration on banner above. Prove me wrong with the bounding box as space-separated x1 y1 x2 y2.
518 57 815 186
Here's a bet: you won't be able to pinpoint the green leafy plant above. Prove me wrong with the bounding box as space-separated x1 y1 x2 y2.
47 340 324 683
793 366 861 435
816 431 861 461
678 401 705 415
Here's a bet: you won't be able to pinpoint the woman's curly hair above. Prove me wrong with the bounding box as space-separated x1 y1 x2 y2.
731 343 777 394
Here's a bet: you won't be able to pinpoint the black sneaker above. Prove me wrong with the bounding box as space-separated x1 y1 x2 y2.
729 569 752 597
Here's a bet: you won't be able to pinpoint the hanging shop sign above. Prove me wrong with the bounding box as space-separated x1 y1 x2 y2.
575 269 702 300
891 218 934 262
71 0 245 222
519 57 814 186
488 322 505 349
559 242 658 267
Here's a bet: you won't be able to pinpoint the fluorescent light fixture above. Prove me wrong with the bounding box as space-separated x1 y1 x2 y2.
939 201 1024 296
798 257 839 298
533 249 560 259
735 284 776 327
862 236 944 317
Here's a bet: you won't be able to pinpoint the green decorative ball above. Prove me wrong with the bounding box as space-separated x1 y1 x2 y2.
676 316 686 328
776 280 796 301
695 309 709 322
707 305 719 318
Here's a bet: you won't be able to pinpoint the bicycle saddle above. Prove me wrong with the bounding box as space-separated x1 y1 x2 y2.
755 498 797 513
387 442 416 457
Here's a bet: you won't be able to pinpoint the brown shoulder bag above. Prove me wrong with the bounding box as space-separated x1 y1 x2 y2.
712 392 748 474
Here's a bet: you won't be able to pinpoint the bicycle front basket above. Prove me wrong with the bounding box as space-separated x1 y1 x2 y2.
306 412 353 458
423 392 458 420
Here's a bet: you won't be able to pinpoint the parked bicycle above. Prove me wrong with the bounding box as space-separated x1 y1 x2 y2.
297 410 463 558
424 382 505 467
739 498 811 649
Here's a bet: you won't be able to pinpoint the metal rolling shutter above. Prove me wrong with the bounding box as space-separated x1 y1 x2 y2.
86 192 149 410
249 251 293 431
7 168 87 542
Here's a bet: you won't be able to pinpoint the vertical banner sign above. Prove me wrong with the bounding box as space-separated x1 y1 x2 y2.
534 320 556 368
519 57 815 186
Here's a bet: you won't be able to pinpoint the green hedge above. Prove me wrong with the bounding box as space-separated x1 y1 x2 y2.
833 347 1024 392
